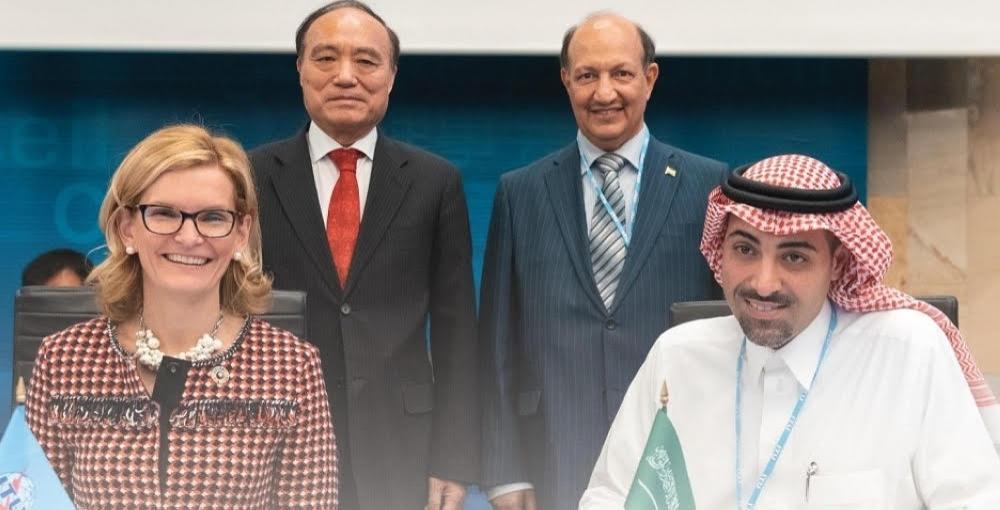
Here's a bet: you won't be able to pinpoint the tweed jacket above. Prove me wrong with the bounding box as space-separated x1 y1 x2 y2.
26 317 338 510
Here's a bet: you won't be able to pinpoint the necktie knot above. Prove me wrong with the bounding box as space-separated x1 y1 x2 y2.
594 152 627 176
330 148 362 173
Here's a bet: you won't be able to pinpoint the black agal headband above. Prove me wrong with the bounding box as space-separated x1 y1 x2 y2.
720 164 858 213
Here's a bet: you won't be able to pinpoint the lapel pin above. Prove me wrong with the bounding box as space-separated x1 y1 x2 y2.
664 165 677 177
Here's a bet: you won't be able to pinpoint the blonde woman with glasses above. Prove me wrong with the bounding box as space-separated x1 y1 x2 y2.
25 125 338 510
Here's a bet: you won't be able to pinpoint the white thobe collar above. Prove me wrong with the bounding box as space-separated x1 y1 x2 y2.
743 300 834 391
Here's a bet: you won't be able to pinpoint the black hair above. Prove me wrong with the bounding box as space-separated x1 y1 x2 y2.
295 0 400 69
22 248 92 286
560 17 656 69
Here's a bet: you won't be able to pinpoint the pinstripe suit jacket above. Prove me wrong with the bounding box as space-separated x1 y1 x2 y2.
479 138 727 509
250 128 478 510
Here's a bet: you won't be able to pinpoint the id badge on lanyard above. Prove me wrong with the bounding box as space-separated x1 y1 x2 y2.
734 304 838 510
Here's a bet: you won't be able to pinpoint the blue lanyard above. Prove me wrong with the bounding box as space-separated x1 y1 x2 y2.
734 305 838 510
580 132 650 247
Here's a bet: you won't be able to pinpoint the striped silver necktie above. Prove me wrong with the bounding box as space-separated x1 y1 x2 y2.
589 152 628 309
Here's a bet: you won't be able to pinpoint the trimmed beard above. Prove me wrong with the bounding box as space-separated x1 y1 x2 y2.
736 315 795 350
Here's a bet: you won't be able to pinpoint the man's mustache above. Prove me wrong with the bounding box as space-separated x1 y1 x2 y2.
735 285 795 307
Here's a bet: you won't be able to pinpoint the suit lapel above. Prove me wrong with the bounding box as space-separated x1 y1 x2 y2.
268 132 343 298
611 139 681 312
543 145 607 313
344 135 412 295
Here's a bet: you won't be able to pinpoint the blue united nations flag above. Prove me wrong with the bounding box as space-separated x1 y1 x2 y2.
0 379 74 509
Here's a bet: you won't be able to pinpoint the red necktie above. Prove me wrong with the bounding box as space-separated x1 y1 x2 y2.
326 148 362 287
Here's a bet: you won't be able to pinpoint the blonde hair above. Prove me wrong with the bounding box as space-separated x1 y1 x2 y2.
88 124 271 321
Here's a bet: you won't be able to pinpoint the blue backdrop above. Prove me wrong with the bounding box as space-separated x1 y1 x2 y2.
0 51 866 506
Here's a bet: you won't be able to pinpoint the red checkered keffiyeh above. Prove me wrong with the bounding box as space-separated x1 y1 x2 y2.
700 154 1000 432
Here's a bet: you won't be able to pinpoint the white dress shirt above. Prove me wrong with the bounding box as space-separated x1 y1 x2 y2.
582 301 1000 510
487 127 652 502
307 121 378 223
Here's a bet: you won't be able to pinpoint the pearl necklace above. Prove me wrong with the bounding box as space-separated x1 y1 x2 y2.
134 312 225 370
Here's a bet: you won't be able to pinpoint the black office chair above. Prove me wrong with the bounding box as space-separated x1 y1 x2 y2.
12 286 307 403
669 295 958 328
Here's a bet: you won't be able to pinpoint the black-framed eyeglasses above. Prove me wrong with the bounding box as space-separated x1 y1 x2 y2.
133 204 239 238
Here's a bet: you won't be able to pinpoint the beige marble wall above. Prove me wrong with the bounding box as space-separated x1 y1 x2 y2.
869 58 1000 374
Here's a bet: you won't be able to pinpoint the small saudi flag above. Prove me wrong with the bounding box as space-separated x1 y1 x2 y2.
624 381 695 510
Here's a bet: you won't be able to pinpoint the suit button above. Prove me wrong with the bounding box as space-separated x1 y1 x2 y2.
335 377 346 389
167 362 179 374
340 303 351 315
605 318 617 330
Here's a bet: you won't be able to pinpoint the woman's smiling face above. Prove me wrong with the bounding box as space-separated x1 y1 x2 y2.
119 164 249 303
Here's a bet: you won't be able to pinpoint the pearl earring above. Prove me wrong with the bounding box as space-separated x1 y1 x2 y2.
233 251 242 262
125 246 136 255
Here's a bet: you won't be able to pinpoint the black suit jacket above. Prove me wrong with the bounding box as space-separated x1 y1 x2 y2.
250 128 479 509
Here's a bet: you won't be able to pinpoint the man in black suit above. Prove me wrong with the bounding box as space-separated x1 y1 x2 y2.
249 2 477 509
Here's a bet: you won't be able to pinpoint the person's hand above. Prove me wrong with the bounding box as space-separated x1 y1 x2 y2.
426 476 466 510
490 488 537 510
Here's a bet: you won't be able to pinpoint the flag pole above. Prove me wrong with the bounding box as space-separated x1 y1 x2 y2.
15 376 26 405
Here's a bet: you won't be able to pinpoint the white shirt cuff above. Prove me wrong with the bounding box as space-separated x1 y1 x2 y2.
487 482 534 501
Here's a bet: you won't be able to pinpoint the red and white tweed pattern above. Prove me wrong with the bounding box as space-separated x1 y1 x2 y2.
25 317 338 510
700 154 997 408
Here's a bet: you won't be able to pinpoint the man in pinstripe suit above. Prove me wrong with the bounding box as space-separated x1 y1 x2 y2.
479 13 727 510
249 2 477 509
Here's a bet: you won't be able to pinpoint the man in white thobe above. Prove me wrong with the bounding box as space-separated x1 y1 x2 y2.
581 154 1000 509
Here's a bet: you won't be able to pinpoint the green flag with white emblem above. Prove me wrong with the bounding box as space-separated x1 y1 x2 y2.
624 382 695 510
